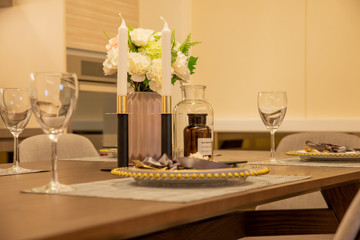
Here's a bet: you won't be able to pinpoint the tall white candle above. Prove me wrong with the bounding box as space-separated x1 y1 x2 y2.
161 17 171 96
117 14 128 96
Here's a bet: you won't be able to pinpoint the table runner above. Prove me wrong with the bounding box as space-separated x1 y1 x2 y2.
60 156 117 162
0 169 48 176
250 157 360 168
23 175 310 203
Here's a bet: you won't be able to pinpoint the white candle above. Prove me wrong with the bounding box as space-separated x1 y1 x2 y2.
117 14 128 96
161 17 171 96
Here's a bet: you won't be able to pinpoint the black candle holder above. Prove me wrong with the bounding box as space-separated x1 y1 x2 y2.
161 96 172 158
117 95 128 167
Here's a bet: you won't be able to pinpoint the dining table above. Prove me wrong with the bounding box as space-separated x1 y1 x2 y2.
1 150 360 240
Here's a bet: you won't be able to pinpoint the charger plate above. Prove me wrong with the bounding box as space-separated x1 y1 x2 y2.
111 165 269 186
286 150 360 161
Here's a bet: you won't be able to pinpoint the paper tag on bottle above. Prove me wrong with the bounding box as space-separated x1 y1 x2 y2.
198 138 213 156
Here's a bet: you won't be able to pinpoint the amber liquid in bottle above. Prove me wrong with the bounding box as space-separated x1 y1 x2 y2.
183 113 212 157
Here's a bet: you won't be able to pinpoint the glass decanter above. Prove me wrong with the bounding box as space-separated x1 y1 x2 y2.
173 85 214 159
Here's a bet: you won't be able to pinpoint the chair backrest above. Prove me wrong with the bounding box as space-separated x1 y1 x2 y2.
334 189 360 240
19 134 99 162
276 132 360 154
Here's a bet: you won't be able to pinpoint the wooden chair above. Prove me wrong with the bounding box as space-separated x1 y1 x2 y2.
257 132 360 210
240 189 360 240
19 133 99 162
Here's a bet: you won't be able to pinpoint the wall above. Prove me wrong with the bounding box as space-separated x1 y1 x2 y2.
2 0 359 132
0 0 66 128
191 0 360 132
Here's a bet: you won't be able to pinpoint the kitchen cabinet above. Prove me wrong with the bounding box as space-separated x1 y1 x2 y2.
66 0 139 53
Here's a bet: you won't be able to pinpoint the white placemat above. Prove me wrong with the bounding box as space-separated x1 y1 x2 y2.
0 169 48 176
23 175 310 203
250 157 360 168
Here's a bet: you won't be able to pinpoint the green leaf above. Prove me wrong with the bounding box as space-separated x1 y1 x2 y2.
127 24 134 32
171 49 178 64
179 33 201 56
171 30 175 45
143 77 150 87
188 56 198 75
171 75 181 85
104 31 110 40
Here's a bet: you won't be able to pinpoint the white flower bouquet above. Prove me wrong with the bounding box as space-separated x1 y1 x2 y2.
103 26 200 92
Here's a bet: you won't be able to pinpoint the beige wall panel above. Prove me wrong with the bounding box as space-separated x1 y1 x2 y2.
306 0 360 118
66 0 139 53
191 0 306 119
139 0 191 41
0 0 66 128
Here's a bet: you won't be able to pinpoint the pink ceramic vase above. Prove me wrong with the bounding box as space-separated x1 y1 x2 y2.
127 92 161 162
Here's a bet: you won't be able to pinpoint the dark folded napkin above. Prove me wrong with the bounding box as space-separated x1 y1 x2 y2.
134 154 236 170
305 141 355 153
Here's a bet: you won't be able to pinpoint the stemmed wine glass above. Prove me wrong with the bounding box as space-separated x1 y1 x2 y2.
0 88 32 173
258 91 287 162
29 72 78 193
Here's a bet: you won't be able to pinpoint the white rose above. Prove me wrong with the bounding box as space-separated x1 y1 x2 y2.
172 51 190 82
130 28 154 47
128 52 151 77
103 48 118 75
131 74 146 82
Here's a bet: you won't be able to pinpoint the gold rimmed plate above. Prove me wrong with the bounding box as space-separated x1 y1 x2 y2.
286 150 360 161
111 165 269 186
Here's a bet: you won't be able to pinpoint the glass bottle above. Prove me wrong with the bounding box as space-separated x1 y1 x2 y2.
184 113 212 158
173 85 214 159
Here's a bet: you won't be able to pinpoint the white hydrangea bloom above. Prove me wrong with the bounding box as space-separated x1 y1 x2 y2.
146 59 162 83
128 52 151 77
130 28 154 47
103 48 118 75
146 58 162 91
172 51 190 82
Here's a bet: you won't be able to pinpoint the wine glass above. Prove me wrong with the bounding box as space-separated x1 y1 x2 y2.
29 72 78 193
0 88 32 173
258 91 287 162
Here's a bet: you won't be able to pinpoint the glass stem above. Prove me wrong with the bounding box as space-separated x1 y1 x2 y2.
13 134 20 168
50 134 59 184
270 128 276 160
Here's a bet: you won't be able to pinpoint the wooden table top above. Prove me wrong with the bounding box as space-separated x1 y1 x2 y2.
1 150 360 240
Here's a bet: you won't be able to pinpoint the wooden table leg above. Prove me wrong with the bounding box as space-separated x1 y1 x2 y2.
243 181 360 236
321 181 360 222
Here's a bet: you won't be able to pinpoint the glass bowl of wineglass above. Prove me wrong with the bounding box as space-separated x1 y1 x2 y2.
258 91 287 163
29 72 78 193
0 88 33 173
